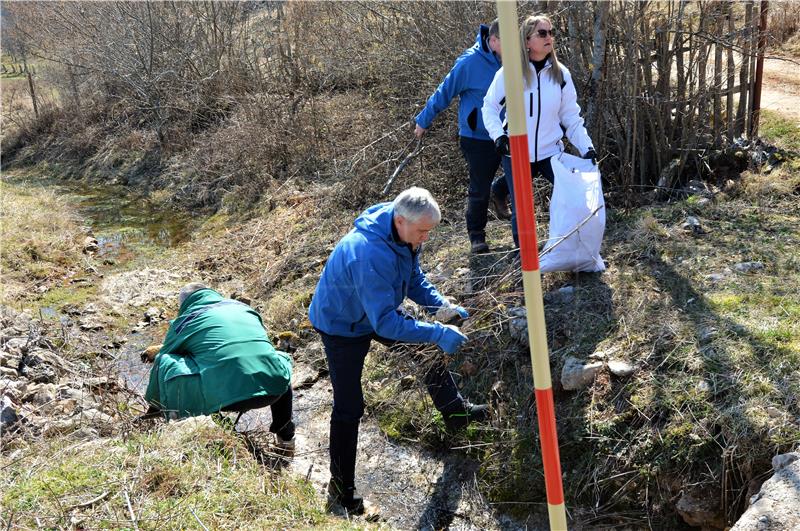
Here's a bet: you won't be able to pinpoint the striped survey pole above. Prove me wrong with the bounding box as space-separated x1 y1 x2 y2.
495 2 567 529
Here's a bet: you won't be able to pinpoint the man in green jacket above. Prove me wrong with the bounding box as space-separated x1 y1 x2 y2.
143 283 294 447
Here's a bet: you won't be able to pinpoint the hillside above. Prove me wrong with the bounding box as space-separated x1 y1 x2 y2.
2 2 800 529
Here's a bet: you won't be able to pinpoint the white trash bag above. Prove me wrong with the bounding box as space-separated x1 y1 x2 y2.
538 153 606 273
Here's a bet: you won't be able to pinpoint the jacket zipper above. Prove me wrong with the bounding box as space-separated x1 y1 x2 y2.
534 69 542 162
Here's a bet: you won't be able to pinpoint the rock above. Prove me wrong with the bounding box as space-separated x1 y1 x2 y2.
453 268 473 295
0 348 22 369
731 451 800 530
695 380 711 393
772 452 799 471
686 179 713 197
143 307 162 323
400 375 416 389
707 272 727 282
677 490 725 529
1 394 20 429
277 331 300 352
682 216 705 235
101 268 182 309
507 307 528 346
656 159 681 199
42 417 80 436
83 236 100 253
291 364 320 390
80 408 114 425
699 326 718 344
607 359 636 377
561 357 603 390
78 315 106 331
22 383 58 406
734 261 765 274
557 285 575 302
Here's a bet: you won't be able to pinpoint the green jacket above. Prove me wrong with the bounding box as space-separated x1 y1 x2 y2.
144 289 292 418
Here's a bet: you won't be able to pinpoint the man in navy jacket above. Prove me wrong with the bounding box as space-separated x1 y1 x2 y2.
415 20 511 254
309 187 488 513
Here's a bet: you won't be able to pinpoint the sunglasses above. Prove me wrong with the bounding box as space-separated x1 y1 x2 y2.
534 29 556 38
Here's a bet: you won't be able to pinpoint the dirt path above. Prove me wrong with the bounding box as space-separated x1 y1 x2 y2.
760 55 800 122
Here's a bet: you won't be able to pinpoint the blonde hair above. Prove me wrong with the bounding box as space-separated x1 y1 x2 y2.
520 15 564 88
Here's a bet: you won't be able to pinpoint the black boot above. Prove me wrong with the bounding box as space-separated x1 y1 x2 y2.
469 232 489 254
490 193 512 220
443 402 489 431
327 478 365 514
329 419 364 514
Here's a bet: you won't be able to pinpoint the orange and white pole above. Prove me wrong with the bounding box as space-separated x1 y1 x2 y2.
495 2 567 529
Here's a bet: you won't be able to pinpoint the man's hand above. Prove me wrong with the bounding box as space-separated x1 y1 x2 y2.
140 344 163 363
494 135 510 157
435 303 469 324
437 324 468 354
414 124 427 138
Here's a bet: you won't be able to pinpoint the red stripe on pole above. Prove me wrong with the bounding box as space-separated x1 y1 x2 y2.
508 135 539 271
535 388 564 505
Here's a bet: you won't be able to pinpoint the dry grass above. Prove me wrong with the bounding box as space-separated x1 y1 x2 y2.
0 176 92 304
1 416 344 529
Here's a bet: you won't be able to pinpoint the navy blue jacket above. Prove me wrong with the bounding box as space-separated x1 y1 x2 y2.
309 203 449 342
415 25 502 141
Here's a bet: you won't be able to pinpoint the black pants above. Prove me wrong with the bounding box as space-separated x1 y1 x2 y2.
318 329 465 490
460 136 509 239
501 155 555 247
222 388 295 440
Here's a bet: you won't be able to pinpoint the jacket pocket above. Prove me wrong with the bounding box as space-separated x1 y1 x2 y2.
350 312 368 332
467 108 478 131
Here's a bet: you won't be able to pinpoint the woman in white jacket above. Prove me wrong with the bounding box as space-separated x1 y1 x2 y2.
482 14 596 246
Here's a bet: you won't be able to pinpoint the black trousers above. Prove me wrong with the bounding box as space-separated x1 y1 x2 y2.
460 136 509 239
222 388 295 440
501 155 555 247
318 329 465 490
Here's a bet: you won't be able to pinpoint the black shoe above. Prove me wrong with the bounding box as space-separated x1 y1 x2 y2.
490 194 512 220
469 233 490 254
443 402 489 431
327 480 365 515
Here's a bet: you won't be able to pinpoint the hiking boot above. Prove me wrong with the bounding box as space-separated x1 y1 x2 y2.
443 402 489 431
327 480 365 515
469 233 490 254
490 194 512 220
275 434 295 459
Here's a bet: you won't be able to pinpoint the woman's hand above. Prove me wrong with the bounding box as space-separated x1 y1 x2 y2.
494 135 510 157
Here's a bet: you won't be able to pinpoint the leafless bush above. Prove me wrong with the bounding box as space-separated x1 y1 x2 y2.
3 1 786 208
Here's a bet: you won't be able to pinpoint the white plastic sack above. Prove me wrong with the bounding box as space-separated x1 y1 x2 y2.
538 153 606 273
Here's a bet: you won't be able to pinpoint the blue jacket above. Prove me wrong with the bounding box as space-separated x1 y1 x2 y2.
415 25 501 141
309 202 449 342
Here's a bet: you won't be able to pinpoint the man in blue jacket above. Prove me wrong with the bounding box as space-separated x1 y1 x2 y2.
415 20 511 255
309 187 488 514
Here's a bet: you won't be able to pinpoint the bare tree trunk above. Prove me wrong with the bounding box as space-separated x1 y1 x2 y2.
713 3 724 147
586 0 608 131
726 1 736 142
26 69 39 118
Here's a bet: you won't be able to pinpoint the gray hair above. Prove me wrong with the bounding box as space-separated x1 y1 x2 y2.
393 187 441 224
178 282 209 305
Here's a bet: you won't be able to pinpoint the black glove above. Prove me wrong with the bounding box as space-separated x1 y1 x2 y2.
495 135 510 157
583 148 597 165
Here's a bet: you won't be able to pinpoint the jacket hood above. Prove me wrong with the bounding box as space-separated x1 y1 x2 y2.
476 24 499 64
353 202 414 256
178 288 224 315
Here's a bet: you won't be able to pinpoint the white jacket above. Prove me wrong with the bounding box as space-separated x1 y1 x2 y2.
482 60 593 162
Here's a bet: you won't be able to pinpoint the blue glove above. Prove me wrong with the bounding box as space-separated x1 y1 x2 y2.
437 324 468 354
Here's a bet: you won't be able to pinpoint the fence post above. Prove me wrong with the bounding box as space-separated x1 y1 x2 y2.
750 0 768 138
